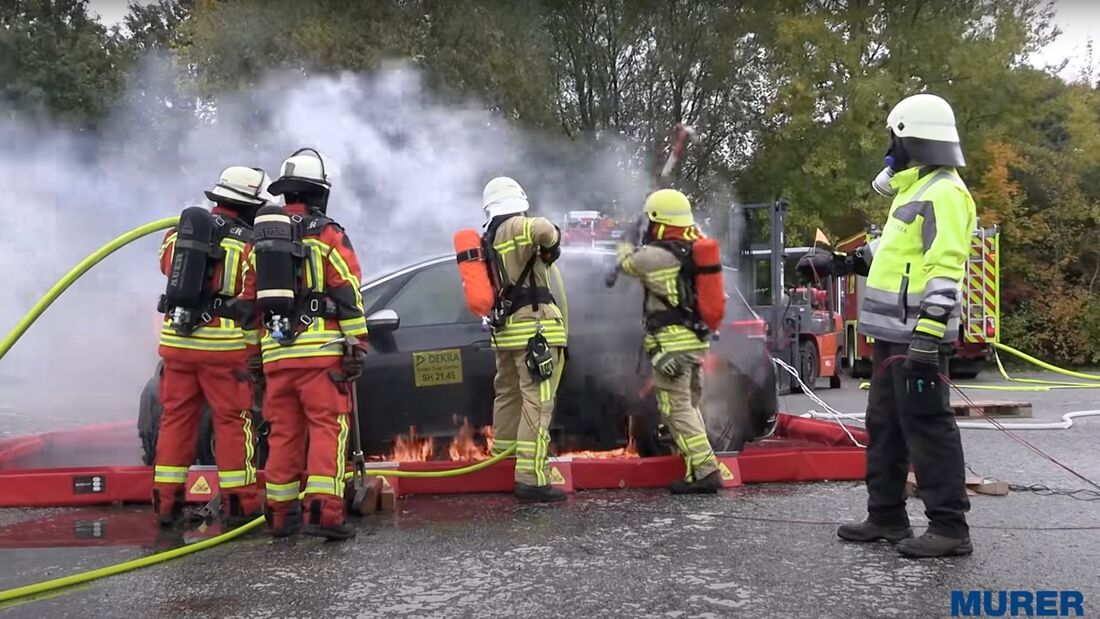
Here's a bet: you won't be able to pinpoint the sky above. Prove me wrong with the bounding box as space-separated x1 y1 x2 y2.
87 0 1100 82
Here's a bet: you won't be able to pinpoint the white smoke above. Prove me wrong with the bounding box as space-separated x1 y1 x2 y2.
0 56 647 432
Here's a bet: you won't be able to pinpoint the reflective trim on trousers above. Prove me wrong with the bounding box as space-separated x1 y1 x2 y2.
304 475 343 498
218 469 250 489
266 481 301 502
683 432 717 480
516 433 549 486
491 438 516 457
153 465 188 485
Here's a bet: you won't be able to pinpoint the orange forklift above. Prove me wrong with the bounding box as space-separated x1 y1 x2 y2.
727 199 844 393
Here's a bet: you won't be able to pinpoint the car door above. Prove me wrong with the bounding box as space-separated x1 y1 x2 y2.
358 260 497 449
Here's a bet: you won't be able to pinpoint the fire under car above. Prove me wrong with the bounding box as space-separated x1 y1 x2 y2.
138 249 778 465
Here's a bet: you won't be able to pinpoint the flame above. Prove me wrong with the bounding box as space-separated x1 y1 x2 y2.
376 419 494 462
560 436 639 460
390 426 434 462
447 417 493 462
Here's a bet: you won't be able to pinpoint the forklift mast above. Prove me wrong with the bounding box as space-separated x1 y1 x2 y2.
727 199 841 392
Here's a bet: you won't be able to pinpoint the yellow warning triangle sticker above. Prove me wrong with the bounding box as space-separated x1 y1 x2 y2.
549 467 566 485
189 475 212 495
718 463 735 482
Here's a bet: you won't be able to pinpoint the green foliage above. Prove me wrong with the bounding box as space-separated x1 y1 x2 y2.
10 0 1100 364
0 0 126 125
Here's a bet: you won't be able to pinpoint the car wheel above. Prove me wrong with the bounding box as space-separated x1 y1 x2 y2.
949 360 982 380
138 372 162 466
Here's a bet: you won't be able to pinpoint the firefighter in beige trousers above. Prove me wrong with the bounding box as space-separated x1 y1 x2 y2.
482 177 568 502
612 189 722 494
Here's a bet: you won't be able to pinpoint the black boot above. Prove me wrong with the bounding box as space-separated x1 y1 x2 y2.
837 519 914 543
301 499 356 541
225 495 263 528
265 504 302 538
302 522 358 541
669 470 723 495
152 488 185 528
514 482 567 502
897 532 973 558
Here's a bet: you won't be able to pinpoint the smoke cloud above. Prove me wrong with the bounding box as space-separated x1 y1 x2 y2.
0 55 648 433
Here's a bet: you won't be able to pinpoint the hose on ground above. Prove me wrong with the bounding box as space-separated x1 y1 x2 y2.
0 445 517 604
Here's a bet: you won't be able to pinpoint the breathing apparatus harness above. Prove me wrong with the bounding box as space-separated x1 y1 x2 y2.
252 205 341 346
481 215 558 381
643 238 712 342
158 206 251 336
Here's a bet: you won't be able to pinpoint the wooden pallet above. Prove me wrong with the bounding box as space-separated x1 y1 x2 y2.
950 400 1032 418
906 472 1009 497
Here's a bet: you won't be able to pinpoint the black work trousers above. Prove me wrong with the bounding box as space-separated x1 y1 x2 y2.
864 341 970 538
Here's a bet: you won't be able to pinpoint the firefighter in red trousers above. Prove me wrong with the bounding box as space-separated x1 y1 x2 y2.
153 166 271 527
239 148 368 541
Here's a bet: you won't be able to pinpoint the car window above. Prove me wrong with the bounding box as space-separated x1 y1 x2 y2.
360 281 393 315
385 262 475 327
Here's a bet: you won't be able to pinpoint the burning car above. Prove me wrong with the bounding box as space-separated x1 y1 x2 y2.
138 249 777 465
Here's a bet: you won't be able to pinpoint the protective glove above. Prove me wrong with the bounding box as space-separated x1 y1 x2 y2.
906 309 948 373
341 345 367 381
652 350 686 379
795 248 850 279
247 354 264 386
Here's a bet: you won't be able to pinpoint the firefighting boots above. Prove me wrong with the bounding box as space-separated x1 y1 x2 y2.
514 482 567 502
301 499 357 541
152 487 186 527
837 519 915 543
265 503 303 538
669 470 723 495
897 532 973 558
225 493 264 528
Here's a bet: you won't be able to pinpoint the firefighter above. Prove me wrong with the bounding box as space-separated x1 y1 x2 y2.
798 93 975 558
609 189 722 494
482 176 568 502
238 148 368 540
153 166 270 527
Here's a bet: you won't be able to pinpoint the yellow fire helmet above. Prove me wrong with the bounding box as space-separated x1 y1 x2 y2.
643 188 694 228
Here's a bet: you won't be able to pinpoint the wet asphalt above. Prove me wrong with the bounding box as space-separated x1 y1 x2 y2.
1 372 1099 618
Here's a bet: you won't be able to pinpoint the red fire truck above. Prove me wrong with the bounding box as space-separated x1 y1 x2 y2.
837 226 1001 379
561 210 615 248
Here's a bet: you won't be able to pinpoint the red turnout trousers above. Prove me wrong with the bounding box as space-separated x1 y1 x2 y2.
154 358 261 520
263 363 351 530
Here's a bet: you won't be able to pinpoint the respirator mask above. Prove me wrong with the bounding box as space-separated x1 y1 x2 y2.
871 132 910 197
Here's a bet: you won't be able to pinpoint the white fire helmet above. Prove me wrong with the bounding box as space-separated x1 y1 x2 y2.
482 176 529 221
204 166 272 207
885 93 965 167
268 148 332 196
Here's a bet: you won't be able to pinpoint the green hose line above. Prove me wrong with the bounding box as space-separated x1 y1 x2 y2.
550 263 569 333
0 515 264 604
0 445 518 604
0 217 180 363
993 343 1100 387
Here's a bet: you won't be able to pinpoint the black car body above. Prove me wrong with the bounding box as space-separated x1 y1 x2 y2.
139 249 777 463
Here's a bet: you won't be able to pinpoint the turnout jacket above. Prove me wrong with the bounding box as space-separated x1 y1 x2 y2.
489 215 567 351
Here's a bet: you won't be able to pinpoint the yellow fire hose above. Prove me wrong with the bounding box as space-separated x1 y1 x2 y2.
0 448 518 605
855 340 1100 392
0 217 180 362
0 219 572 605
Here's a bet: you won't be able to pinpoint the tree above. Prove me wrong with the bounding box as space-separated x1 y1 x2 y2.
0 0 126 126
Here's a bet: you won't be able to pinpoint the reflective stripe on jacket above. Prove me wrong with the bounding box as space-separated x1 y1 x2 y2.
490 216 567 351
858 166 977 344
621 244 708 353
239 204 368 368
157 208 251 359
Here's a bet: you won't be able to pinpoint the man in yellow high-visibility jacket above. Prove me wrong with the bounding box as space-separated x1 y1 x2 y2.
799 94 975 558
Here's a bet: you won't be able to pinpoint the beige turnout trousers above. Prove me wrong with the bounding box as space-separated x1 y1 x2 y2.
650 351 719 481
490 348 564 486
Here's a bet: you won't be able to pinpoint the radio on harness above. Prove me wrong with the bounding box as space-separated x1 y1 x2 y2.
252 204 339 345
158 206 241 336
